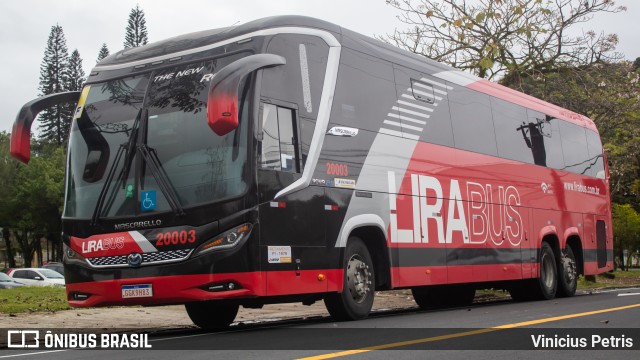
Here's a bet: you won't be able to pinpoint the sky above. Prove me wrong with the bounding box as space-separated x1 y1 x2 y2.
0 0 638 132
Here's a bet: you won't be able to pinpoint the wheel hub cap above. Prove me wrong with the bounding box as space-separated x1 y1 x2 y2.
346 255 372 303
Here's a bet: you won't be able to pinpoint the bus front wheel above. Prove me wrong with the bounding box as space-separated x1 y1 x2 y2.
185 300 239 329
324 237 375 321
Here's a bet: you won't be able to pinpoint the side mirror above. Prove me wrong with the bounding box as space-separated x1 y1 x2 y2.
10 91 81 163
207 54 285 136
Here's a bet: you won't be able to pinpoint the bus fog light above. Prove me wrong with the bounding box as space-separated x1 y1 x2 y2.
204 282 241 292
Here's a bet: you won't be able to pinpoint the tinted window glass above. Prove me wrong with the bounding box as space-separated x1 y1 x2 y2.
141 58 249 213
527 110 564 169
65 74 149 218
585 129 606 178
259 103 299 173
491 97 533 164
449 86 497 156
277 107 298 173
38 269 64 279
13 270 26 279
263 35 329 120
331 49 397 133
260 104 281 171
559 120 590 175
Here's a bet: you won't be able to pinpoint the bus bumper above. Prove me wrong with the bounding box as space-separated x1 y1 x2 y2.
66 272 264 307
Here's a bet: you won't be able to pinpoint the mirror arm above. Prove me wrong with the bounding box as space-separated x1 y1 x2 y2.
10 91 81 163
207 54 285 135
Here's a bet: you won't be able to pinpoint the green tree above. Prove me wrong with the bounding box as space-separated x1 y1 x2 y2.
9 144 66 266
383 0 626 81
124 4 149 48
0 132 18 268
513 61 640 208
66 49 85 92
612 203 640 269
38 24 71 146
97 43 110 62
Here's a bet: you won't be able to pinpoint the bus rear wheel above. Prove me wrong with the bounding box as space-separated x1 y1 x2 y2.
509 242 557 301
412 285 475 309
536 242 558 299
557 246 577 298
324 237 375 321
184 301 239 329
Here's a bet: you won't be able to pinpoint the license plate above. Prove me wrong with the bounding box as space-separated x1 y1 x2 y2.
121 284 153 298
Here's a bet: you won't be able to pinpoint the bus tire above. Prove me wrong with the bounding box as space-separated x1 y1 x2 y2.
508 282 533 302
412 285 475 309
324 237 375 321
535 242 558 300
557 246 577 298
185 301 239 329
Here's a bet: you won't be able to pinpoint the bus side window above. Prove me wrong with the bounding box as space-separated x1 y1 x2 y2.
585 129 606 178
260 103 300 173
558 120 590 175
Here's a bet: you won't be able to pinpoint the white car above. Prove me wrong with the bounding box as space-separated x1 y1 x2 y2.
9 268 65 287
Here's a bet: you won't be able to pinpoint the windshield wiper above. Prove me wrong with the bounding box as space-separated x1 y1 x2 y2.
137 144 185 216
90 108 185 224
90 109 142 225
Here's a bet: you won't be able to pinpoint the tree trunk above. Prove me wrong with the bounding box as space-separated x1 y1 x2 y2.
16 229 35 267
35 236 43 267
2 228 16 268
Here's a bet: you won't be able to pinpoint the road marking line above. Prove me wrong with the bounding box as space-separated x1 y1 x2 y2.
297 303 640 360
0 350 67 359
618 293 640 297
596 287 640 293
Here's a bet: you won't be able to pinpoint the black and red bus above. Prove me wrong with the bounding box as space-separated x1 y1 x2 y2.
11 16 613 328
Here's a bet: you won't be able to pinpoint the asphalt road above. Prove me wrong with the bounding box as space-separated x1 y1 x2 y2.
2 287 639 359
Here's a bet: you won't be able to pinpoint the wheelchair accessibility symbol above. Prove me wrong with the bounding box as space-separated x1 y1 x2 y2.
140 190 156 212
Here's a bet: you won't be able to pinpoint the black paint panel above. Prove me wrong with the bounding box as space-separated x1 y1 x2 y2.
395 248 533 267
258 186 325 247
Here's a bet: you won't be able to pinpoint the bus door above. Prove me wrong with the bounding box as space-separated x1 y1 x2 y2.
595 215 610 269
257 101 327 295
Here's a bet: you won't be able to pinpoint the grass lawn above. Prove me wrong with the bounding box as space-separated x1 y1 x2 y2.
0 286 70 314
578 269 640 289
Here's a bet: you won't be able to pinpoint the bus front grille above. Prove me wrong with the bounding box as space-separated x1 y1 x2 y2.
86 249 193 268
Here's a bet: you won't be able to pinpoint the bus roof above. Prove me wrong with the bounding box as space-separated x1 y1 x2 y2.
98 15 597 133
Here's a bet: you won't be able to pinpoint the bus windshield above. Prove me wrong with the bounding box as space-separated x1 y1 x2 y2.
64 57 250 219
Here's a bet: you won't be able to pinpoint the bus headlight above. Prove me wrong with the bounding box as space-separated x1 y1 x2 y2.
63 243 87 266
192 223 252 257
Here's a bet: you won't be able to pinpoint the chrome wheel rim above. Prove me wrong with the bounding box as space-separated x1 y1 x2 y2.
346 254 372 303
